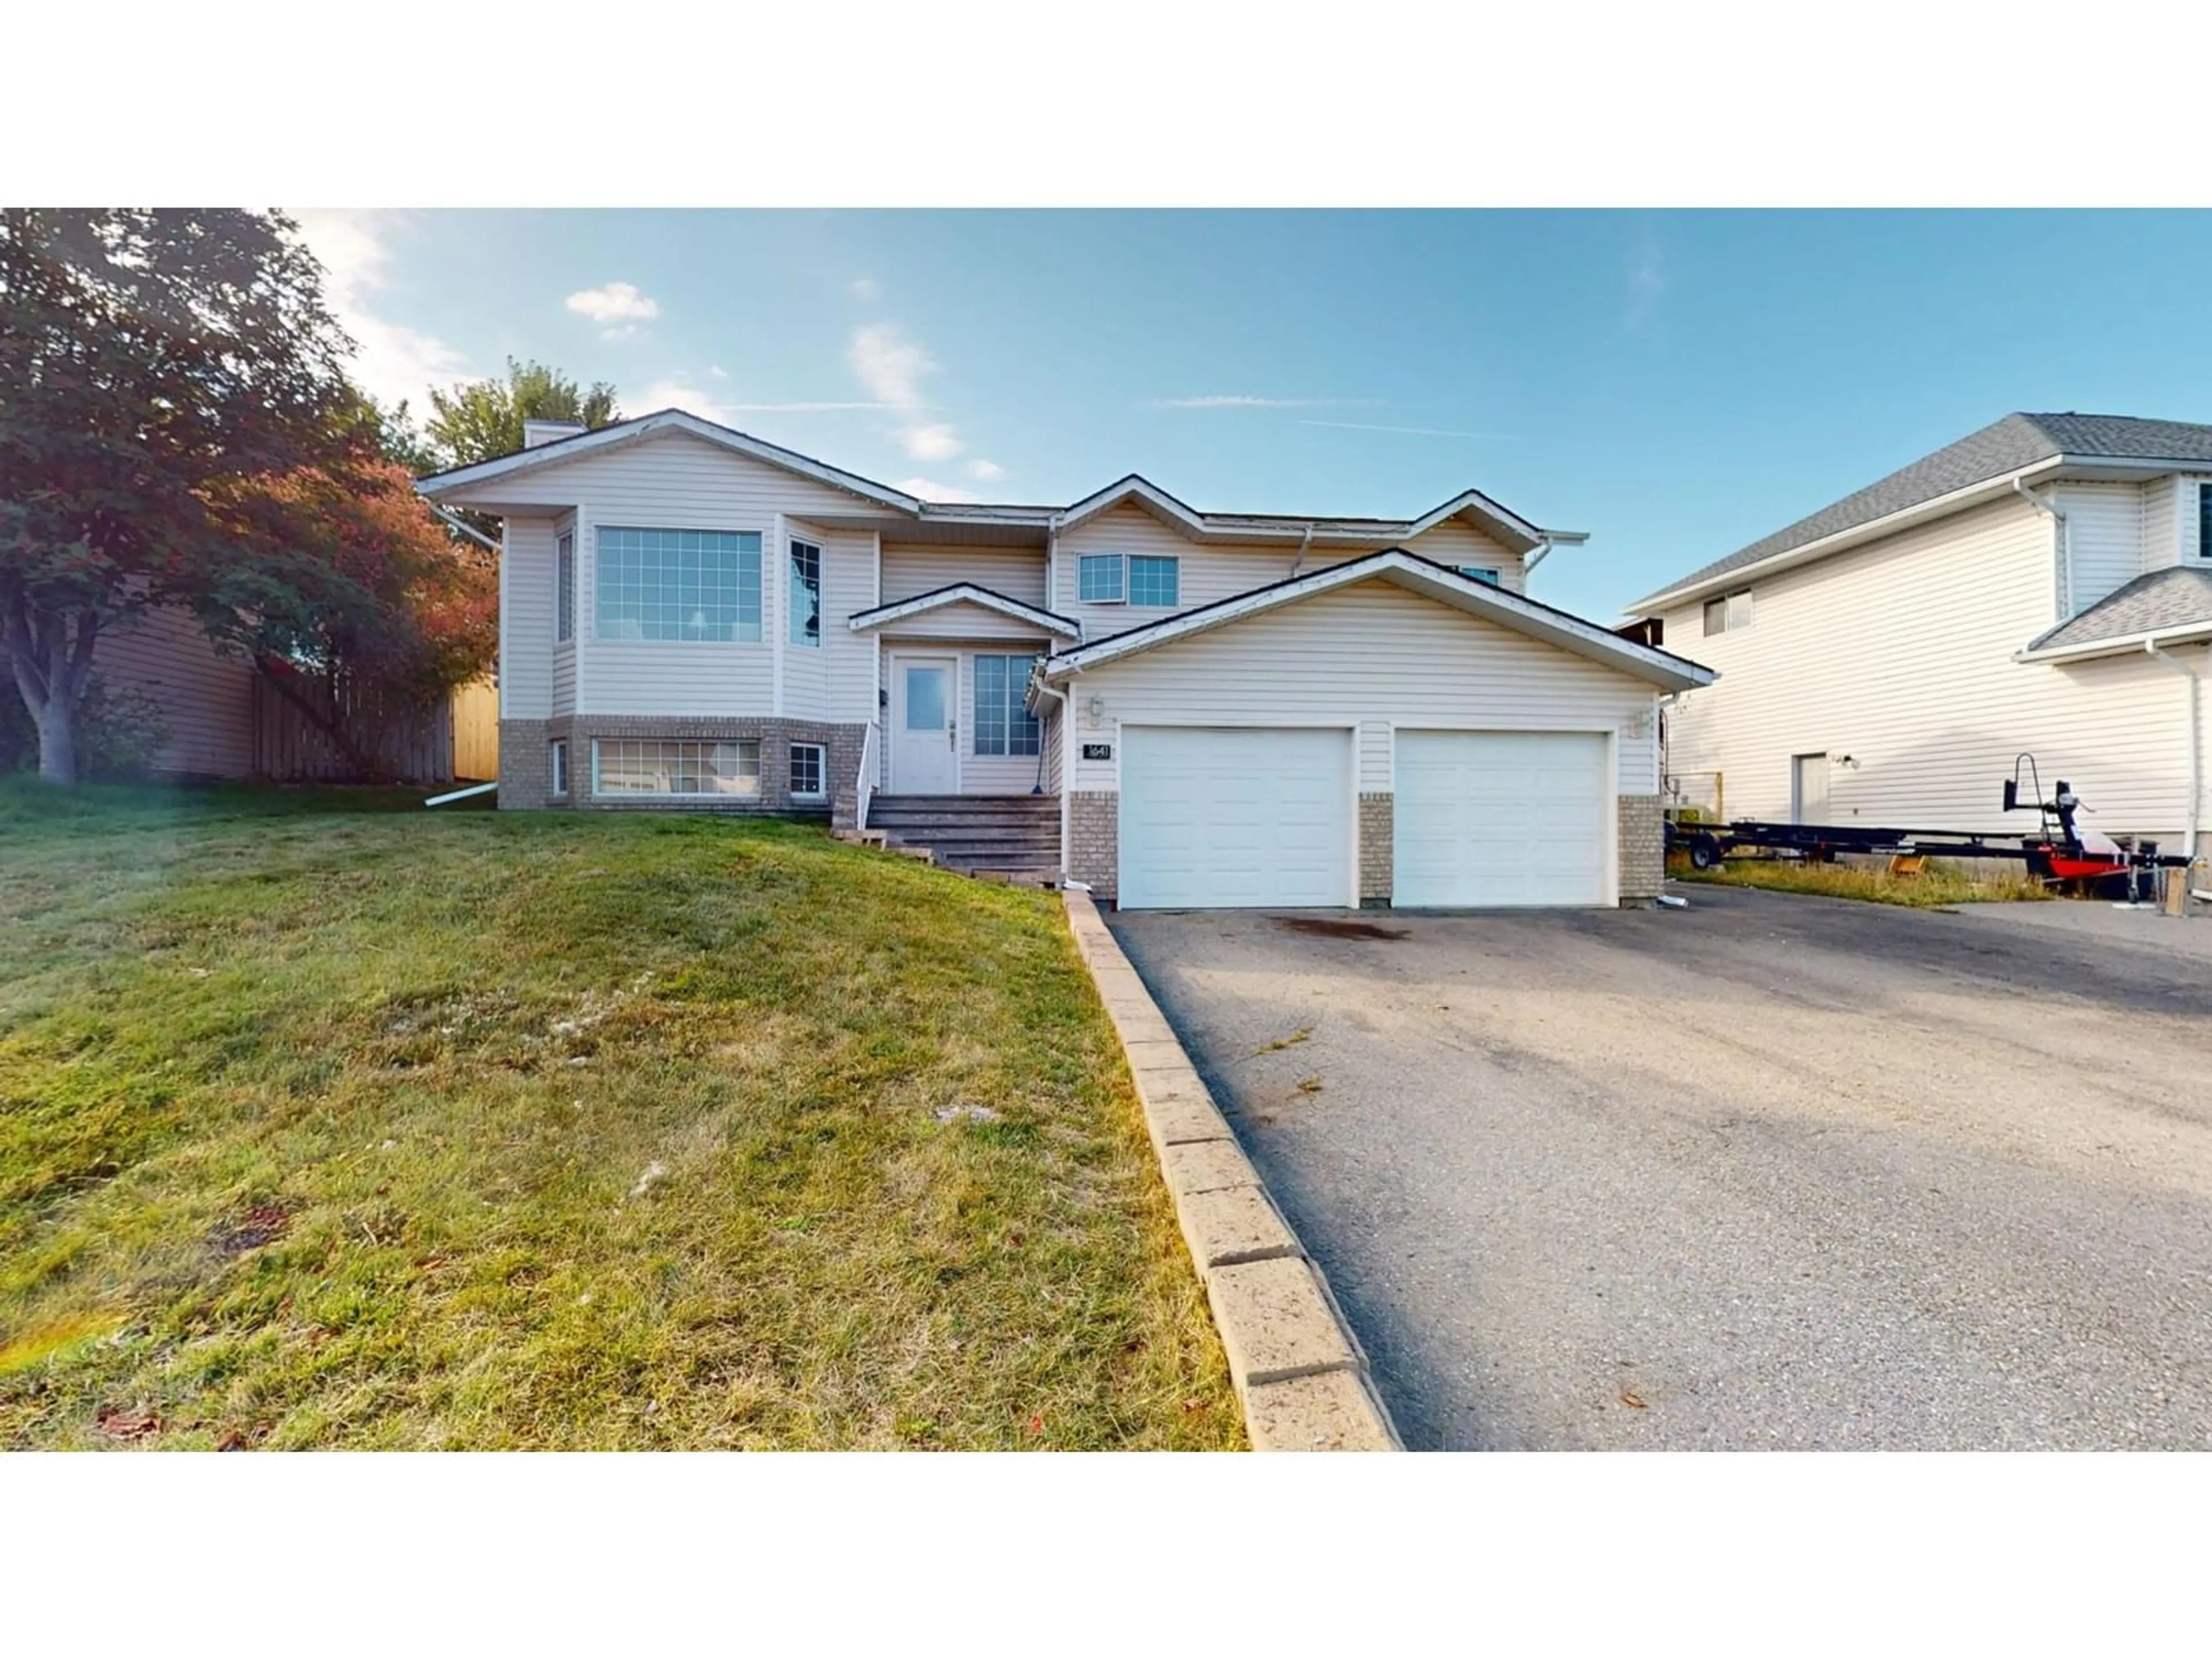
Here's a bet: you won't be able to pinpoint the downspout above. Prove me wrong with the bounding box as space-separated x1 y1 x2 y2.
427 503 501 552
1525 533 1556 575
2145 639 2206 874
2013 479 2071 620
1287 523 1315 579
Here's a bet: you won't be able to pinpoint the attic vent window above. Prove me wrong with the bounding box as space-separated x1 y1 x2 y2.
1702 589 1753 636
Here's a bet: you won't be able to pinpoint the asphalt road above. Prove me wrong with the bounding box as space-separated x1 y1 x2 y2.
1109 888 2212 1450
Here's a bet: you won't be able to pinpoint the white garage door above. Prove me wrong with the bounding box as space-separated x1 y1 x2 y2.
1393 731 1610 907
1119 726 1353 910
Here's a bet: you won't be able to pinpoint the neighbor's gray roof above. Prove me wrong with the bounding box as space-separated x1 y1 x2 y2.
2025 566 2212 654
1638 412 2212 608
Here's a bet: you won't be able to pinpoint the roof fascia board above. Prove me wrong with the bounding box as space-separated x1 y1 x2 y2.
1630 456 2071 615
1044 550 1713 690
2016 621 2212 664
847 582 1081 638
415 410 925 513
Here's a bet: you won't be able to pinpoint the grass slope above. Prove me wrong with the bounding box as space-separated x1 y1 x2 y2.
0 780 1237 1449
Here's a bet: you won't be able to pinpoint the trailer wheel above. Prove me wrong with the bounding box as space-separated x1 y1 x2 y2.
1689 833 1722 871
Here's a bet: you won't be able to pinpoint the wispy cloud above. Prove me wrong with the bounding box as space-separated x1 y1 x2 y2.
1147 395 1378 410
897 476 982 504
848 323 934 408
1299 419 1506 440
1625 227 1664 330
627 378 737 423
726 400 895 413
849 276 881 304
967 458 1006 482
567 280 661 342
902 422 962 462
290 210 469 412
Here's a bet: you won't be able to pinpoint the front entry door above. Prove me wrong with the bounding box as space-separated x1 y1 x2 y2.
892 656 959 793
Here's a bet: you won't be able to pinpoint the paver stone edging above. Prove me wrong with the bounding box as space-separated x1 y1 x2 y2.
1062 891 1402 1452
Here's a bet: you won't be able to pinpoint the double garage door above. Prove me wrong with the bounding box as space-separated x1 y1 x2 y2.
1117 726 1608 910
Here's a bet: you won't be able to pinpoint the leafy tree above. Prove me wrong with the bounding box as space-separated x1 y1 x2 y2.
200 446 497 780
425 356 619 471
0 209 348 783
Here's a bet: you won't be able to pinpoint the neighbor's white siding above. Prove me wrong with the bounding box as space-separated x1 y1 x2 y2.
90 605 256 778
2054 482 2142 613
502 516 558 720
881 544 1048 608
1659 491 2209 842
1065 579 1658 796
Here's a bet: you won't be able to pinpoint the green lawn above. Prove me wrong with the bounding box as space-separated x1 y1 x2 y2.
0 779 1237 1449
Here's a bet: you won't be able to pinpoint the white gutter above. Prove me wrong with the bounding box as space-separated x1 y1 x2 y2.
429 503 500 552
2015 618 2212 664
2013 479 2071 620
2145 640 2206 871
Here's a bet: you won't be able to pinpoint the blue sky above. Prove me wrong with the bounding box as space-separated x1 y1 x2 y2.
300 210 2212 620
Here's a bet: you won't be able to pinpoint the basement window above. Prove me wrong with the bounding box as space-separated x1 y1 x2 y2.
1703 589 1753 635
789 742 825 800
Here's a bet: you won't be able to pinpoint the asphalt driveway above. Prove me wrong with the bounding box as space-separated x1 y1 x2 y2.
1109 888 2212 1450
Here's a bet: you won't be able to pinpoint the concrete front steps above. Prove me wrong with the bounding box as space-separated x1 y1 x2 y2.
861 794 1063 885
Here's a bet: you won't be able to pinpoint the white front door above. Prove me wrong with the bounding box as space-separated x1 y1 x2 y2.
1393 730 1610 907
1118 726 1354 909
1793 752 1829 824
891 655 959 794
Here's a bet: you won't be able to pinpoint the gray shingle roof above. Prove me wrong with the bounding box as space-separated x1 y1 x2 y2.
1639 412 2212 607
2025 566 2212 653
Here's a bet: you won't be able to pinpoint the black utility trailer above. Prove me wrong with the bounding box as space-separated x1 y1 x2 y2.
1665 759 2190 898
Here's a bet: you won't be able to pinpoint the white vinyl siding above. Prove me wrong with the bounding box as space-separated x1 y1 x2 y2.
1659 491 2211 843
1054 506 1366 637
1119 727 1354 909
1402 520 1527 594
866 596 1059 643
2141 478 2179 575
2054 482 2143 614
879 544 1048 608
501 516 558 719
1066 579 1659 797
1393 732 1609 907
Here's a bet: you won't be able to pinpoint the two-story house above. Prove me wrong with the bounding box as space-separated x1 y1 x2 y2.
1630 412 2212 868
416 409 1711 909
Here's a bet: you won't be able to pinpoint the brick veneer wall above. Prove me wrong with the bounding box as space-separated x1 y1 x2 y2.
1067 790 1118 904
498 716 865 815
1618 793 1664 901
1358 793 1393 906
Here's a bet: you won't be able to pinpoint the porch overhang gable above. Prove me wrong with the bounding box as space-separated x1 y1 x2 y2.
1038 548 1715 691
848 583 1082 639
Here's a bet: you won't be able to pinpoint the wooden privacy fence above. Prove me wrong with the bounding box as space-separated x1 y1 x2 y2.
251 673 500 785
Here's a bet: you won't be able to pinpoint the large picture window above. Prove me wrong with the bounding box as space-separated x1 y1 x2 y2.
594 527 762 642
593 739 761 797
789 539 821 647
973 654 1041 757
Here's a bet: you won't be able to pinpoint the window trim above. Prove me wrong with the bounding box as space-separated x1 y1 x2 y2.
1126 554 1180 609
556 530 575 643
1703 588 1754 635
1078 552 1126 605
549 738 569 797
971 653 1043 758
592 525 764 645
789 741 827 800
788 537 823 648
590 737 763 799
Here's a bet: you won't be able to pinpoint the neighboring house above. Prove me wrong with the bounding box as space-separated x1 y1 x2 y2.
1630 413 2212 864
416 409 1712 910
65 604 496 784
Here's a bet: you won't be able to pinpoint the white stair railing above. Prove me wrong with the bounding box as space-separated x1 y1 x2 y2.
856 721 880 831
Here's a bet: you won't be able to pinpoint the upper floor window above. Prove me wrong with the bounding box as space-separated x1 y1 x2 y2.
973 654 1042 756
1078 552 1124 604
595 527 762 643
1078 551 1180 607
789 538 822 647
1702 589 1753 636
556 531 575 643
1128 555 1180 608
1457 565 1502 586
2198 483 2211 560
